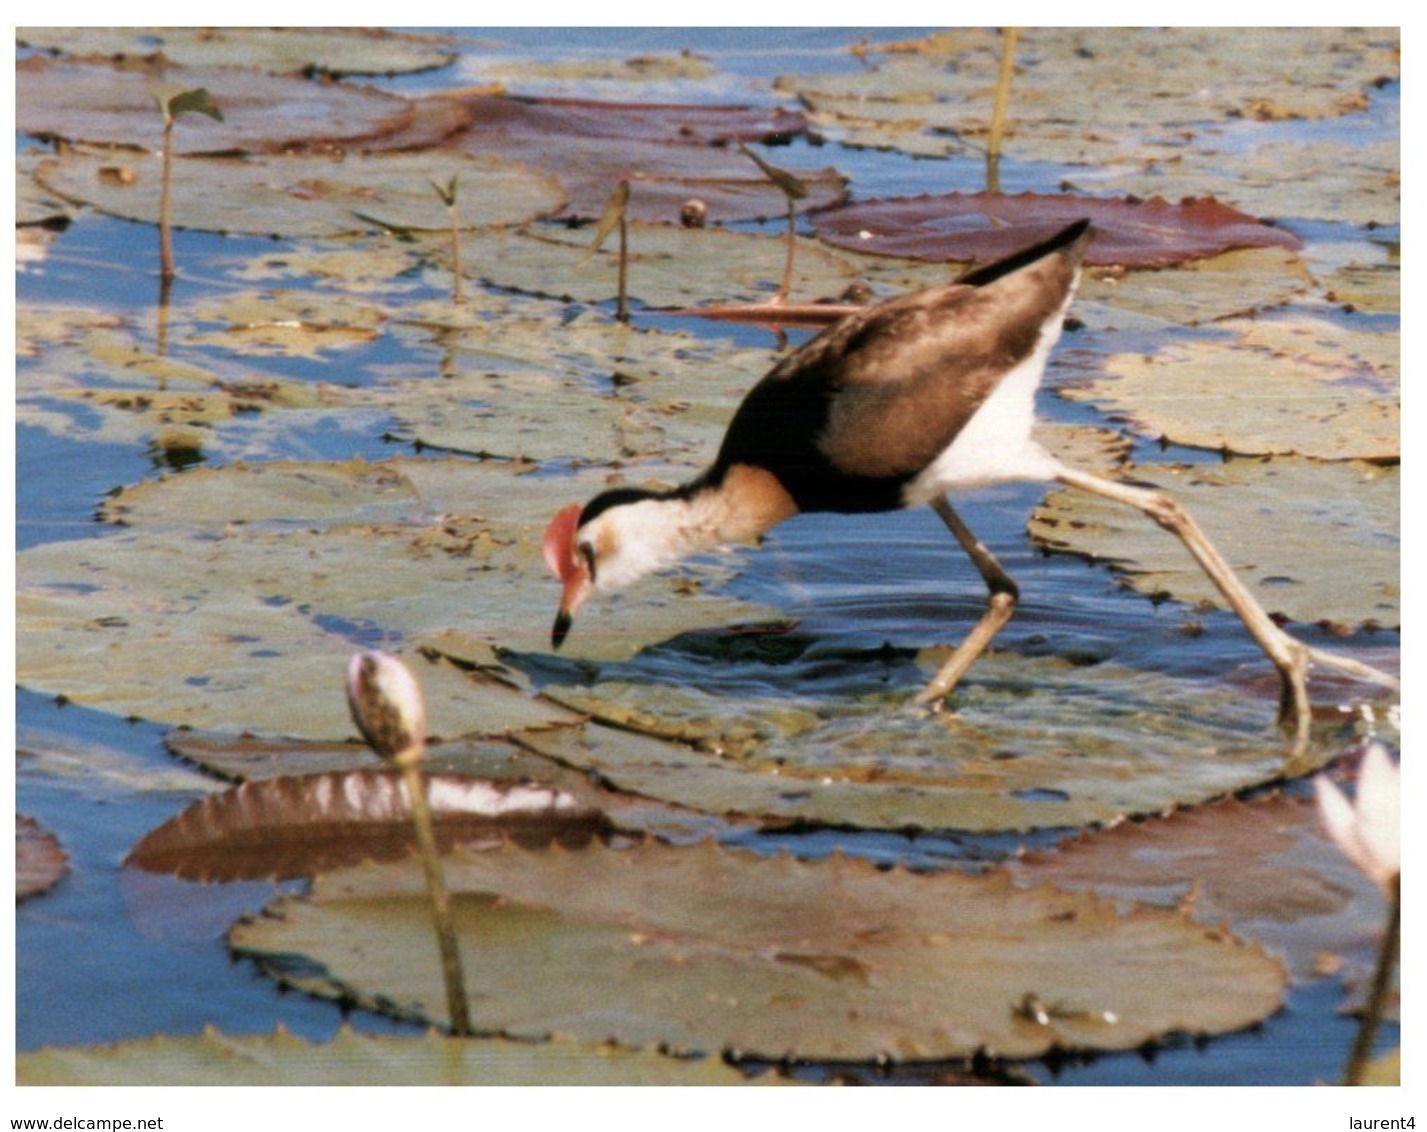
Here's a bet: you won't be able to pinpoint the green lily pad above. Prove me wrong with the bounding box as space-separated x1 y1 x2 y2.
15 458 781 735
435 222 862 311
1001 791 1389 980
1078 247 1314 329
780 29 1398 227
523 651 1319 834
1028 459 1399 629
17 815 69 902
15 1025 784 1086
372 304 775 464
1063 317 1398 460
16 56 421 154
18 27 458 77
32 147 565 238
230 838 1287 1060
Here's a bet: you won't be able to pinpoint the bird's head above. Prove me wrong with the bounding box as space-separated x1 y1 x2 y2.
542 487 680 649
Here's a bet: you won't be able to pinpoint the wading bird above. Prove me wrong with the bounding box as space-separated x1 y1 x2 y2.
543 219 1395 748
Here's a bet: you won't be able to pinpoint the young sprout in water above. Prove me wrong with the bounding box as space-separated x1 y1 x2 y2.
151 85 223 283
738 143 808 304
430 174 466 305
346 650 472 1036
587 180 631 322
1315 743 1400 1085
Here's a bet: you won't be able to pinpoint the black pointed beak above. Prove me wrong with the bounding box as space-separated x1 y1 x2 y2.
552 609 572 650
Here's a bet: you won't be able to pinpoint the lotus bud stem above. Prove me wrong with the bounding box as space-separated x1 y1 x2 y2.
345 651 471 1036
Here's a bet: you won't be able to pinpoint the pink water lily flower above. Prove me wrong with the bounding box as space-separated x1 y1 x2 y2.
1315 743 1400 897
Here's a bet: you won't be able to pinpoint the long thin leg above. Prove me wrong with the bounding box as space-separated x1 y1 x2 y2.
1054 466 1399 753
914 495 1019 707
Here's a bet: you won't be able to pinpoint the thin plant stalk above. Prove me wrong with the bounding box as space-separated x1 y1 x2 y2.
986 26 1021 193
395 747 473 1037
617 207 629 323
152 87 221 283
778 194 796 303
448 201 465 305
158 114 177 282
1344 883 1400 1085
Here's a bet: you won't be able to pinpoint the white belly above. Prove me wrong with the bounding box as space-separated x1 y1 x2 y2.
902 295 1072 506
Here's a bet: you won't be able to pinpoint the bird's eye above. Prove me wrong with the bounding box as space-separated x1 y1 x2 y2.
578 541 597 581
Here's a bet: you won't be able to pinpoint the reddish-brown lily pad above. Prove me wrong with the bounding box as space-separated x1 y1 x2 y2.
17 815 69 902
438 94 845 223
813 192 1303 267
125 770 613 882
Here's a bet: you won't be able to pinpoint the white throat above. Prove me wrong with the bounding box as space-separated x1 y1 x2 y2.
585 495 722 594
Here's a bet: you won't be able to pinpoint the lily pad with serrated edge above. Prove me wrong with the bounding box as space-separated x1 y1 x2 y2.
1028 458 1399 629
160 726 739 846
33 147 565 238
15 457 783 736
16 56 420 154
124 770 613 881
1000 790 1391 980
813 192 1302 268
17 27 459 78
15 1025 787 1086
1063 317 1398 461
521 650 1324 835
229 838 1287 1060
443 222 862 311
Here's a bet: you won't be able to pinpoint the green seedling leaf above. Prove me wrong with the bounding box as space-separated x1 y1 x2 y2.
738 143 809 200
230 838 1287 1060
586 179 630 256
429 174 459 208
158 86 224 124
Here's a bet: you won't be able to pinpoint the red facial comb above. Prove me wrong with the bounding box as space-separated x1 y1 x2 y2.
542 503 582 581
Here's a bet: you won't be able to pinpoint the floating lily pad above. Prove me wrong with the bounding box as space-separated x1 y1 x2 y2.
17 56 420 154
15 1025 783 1086
17 27 459 78
230 838 1286 1060
522 651 1322 834
125 770 612 881
17 815 69 902
15 458 782 735
437 94 842 224
1064 317 1398 461
436 222 862 311
1001 791 1389 980
1078 246 1314 328
1028 459 1399 629
781 27 1397 149
814 193 1302 268
33 147 565 238
161 726 738 846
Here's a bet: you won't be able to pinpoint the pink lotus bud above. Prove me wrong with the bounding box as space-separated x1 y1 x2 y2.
346 651 427 763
